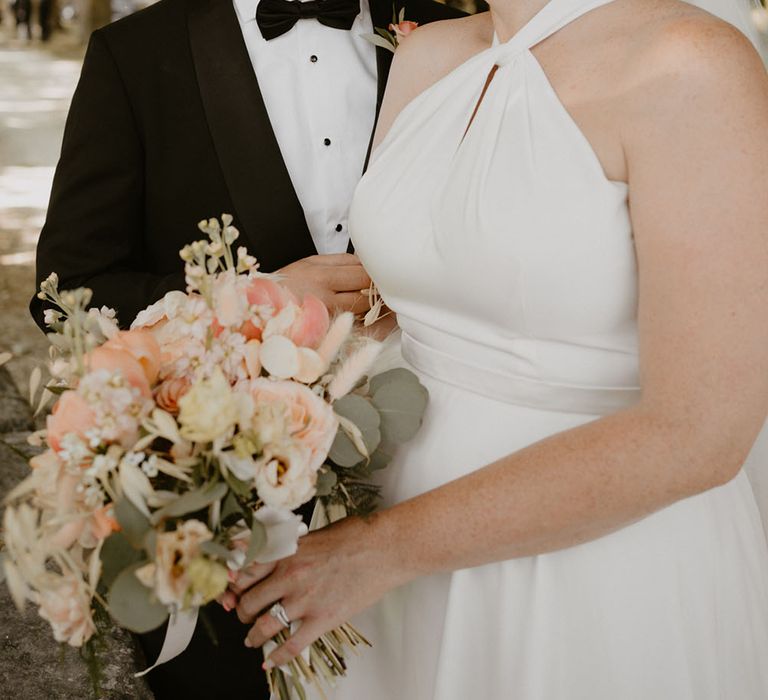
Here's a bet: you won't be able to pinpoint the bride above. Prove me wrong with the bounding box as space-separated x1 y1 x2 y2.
228 0 768 696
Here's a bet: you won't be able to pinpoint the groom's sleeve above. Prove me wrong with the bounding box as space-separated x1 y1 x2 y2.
30 30 185 331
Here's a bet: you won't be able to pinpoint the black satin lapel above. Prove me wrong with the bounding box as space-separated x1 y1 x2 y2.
187 0 316 268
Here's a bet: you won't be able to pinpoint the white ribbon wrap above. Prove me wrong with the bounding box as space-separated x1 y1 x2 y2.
134 607 199 678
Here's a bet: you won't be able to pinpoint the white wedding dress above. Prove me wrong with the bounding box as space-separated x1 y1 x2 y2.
325 0 768 697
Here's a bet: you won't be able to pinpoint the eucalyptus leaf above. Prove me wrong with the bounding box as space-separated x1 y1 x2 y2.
223 471 253 499
244 518 268 566
369 367 421 395
329 395 381 467
315 469 338 497
100 532 145 589
221 491 241 525
372 377 428 443
114 498 151 549
107 562 169 633
150 482 228 525
200 540 233 562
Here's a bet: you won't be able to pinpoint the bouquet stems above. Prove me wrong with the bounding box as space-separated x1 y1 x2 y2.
267 623 372 700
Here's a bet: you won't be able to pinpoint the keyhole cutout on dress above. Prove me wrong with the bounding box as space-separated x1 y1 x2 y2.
460 64 500 146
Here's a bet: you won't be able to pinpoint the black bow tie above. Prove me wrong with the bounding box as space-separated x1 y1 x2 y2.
256 0 361 41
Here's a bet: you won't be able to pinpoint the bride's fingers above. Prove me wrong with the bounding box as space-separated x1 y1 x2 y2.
229 561 277 596
236 576 288 624
217 589 238 611
244 599 303 649
263 619 325 670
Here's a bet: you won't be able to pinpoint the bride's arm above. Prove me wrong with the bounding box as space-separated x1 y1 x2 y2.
235 20 768 664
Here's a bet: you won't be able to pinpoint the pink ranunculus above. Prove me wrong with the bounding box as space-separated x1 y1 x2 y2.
290 294 330 349
155 375 192 414
246 277 296 312
46 391 97 453
248 378 338 472
87 346 152 397
103 329 162 386
389 20 418 41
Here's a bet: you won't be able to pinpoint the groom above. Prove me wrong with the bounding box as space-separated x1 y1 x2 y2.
30 0 465 697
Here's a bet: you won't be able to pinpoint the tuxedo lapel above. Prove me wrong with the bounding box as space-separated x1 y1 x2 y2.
187 0 316 268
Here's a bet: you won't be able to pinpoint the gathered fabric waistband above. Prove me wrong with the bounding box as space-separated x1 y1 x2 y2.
401 331 641 416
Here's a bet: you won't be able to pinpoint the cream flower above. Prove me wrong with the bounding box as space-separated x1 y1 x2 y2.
36 573 96 647
177 369 242 442
255 442 317 510
135 520 215 608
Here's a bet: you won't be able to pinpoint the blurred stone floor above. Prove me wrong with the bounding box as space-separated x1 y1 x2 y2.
0 26 84 397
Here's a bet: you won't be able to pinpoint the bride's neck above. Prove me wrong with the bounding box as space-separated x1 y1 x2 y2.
487 0 551 43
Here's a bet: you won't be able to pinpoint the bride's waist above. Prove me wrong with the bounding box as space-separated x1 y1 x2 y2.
400 327 640 416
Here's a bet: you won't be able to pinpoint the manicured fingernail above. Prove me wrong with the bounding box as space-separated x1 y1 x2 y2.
223 602 232 612
244 638 253 648
263 659 274 670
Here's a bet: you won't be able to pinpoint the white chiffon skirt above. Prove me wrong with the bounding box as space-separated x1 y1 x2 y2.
324 365 768 700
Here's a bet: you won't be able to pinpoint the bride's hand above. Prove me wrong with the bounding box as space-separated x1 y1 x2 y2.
232 515 406 668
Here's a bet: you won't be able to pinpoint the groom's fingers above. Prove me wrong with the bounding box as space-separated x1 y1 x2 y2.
328 265 371 292
333 291 370 315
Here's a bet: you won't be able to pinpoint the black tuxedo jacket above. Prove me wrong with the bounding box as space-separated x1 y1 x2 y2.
31 0 464 330
30 1 466 697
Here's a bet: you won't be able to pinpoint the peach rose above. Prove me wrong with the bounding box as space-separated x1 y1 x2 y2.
249 378 338 471
155 375 192 414
37 573 96 647
102 329 161 386
87 346 151 397
46 391 97 453
390 20 418 40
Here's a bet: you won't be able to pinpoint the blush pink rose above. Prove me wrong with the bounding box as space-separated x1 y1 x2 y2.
103 329 161 386
46 391 97 453
289 294 330 349
249 378 338 471
155 375 192 414
87 346 152 397
390 20 418 40
246 277 296 312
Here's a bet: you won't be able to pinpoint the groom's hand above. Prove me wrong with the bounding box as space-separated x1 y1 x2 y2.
276 254 371 315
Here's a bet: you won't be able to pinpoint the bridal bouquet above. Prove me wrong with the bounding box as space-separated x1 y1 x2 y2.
1 216 427 699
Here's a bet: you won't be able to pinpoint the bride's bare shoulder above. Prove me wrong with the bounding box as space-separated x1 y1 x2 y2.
372 13 492 147
614 0 765 89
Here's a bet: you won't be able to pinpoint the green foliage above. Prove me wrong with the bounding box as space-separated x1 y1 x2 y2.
244 518 268 566
100 531 144 589
150 482 228 525
315 468 338 497
370 369 428 443
107 562 169 633
329 394 381 467
113 497 151 548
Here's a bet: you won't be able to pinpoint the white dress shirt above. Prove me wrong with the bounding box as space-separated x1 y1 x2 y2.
233 0 378 254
